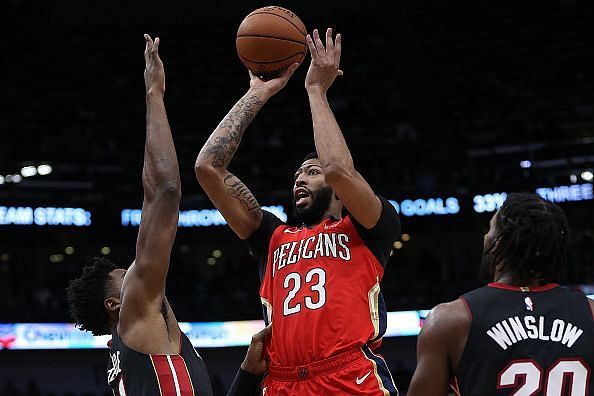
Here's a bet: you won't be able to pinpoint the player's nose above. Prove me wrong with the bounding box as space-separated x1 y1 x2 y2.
295 173 308 186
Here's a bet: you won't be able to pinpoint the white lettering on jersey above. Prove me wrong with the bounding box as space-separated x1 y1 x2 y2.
487 316 584 350
107 351 122 383
562 323 584 347
338 234 351 260
286 242 299 265
118 377 127 396
508 316 528 341
313 234 325 258
302 236 315 259
524 315 538 339
271 232 352 276
324 233 337 257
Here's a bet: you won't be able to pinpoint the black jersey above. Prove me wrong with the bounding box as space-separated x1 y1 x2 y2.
107 328 213 396
454 283 594 396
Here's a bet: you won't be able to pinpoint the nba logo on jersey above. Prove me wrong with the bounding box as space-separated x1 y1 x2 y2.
524 296 534 311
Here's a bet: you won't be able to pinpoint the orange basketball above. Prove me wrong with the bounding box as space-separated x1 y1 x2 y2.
236 6 307 79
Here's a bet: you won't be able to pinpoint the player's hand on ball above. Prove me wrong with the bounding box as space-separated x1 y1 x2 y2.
144 34 165 96
305 28 343 94
249 63 299 97
240 324 272 375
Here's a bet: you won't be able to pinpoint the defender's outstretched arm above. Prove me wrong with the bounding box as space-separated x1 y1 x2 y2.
122 35 181 314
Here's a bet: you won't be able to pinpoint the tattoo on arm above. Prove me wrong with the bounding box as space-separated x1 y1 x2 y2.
224 173 262 218
201 95 264 168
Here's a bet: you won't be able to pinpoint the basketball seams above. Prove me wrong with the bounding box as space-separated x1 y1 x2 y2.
236 35 307 47
237 34 306 51
243 11 306 37
239 52 304 65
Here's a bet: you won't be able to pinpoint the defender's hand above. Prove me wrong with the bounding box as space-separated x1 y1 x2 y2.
305 28 343 94
144 34 165 96
249 63 299 98
240 324 272 375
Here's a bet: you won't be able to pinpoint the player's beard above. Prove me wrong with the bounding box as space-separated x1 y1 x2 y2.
293 186 333 226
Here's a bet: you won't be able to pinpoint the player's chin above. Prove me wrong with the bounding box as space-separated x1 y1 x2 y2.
295 197 311 208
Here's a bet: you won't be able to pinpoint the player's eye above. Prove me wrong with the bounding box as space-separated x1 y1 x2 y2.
309 169 320 175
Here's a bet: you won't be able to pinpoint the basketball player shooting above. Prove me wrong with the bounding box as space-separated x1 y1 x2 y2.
196 28 400 395
407 193 594 396
67 35 268 395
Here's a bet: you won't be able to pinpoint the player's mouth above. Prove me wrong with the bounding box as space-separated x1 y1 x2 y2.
294 187 310 207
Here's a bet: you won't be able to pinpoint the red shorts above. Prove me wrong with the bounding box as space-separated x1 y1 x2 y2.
261 346 399 396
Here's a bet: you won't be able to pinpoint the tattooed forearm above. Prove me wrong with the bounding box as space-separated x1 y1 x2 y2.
223 173 262 218
200 95 265 168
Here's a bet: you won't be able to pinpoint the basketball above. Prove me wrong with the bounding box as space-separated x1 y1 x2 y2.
236 6 307 79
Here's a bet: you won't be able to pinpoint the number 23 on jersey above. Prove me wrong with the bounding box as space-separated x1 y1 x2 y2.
283 268 327 316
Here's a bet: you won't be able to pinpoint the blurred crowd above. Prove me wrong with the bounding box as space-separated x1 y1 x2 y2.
1 0 594 394
1 220 593 324
1 0 593 324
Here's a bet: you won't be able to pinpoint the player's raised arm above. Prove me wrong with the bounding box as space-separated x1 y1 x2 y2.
304 28 383 229
195 66 298 239
121 35 180 314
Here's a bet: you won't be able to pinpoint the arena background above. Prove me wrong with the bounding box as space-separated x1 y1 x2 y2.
1 0 593 394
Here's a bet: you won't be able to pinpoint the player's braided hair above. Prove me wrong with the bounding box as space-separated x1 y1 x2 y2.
491 193 569 284
66 257 118 336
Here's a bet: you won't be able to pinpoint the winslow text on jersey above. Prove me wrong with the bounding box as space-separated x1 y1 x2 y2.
487 315 584 350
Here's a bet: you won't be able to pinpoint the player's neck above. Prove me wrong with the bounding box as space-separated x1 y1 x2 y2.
326 201 343 220
494 272 548 288
107 316 118 336
321 206 343 223
302 208 342 227
327 207 342 219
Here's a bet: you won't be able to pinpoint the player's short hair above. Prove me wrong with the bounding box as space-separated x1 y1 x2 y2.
302 151 319 162
491 193 569 284
66 257 119 336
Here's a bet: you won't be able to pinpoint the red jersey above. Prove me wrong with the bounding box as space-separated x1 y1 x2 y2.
246 197 400 367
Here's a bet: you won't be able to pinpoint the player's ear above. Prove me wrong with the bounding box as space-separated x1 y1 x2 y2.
104 297 121 312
